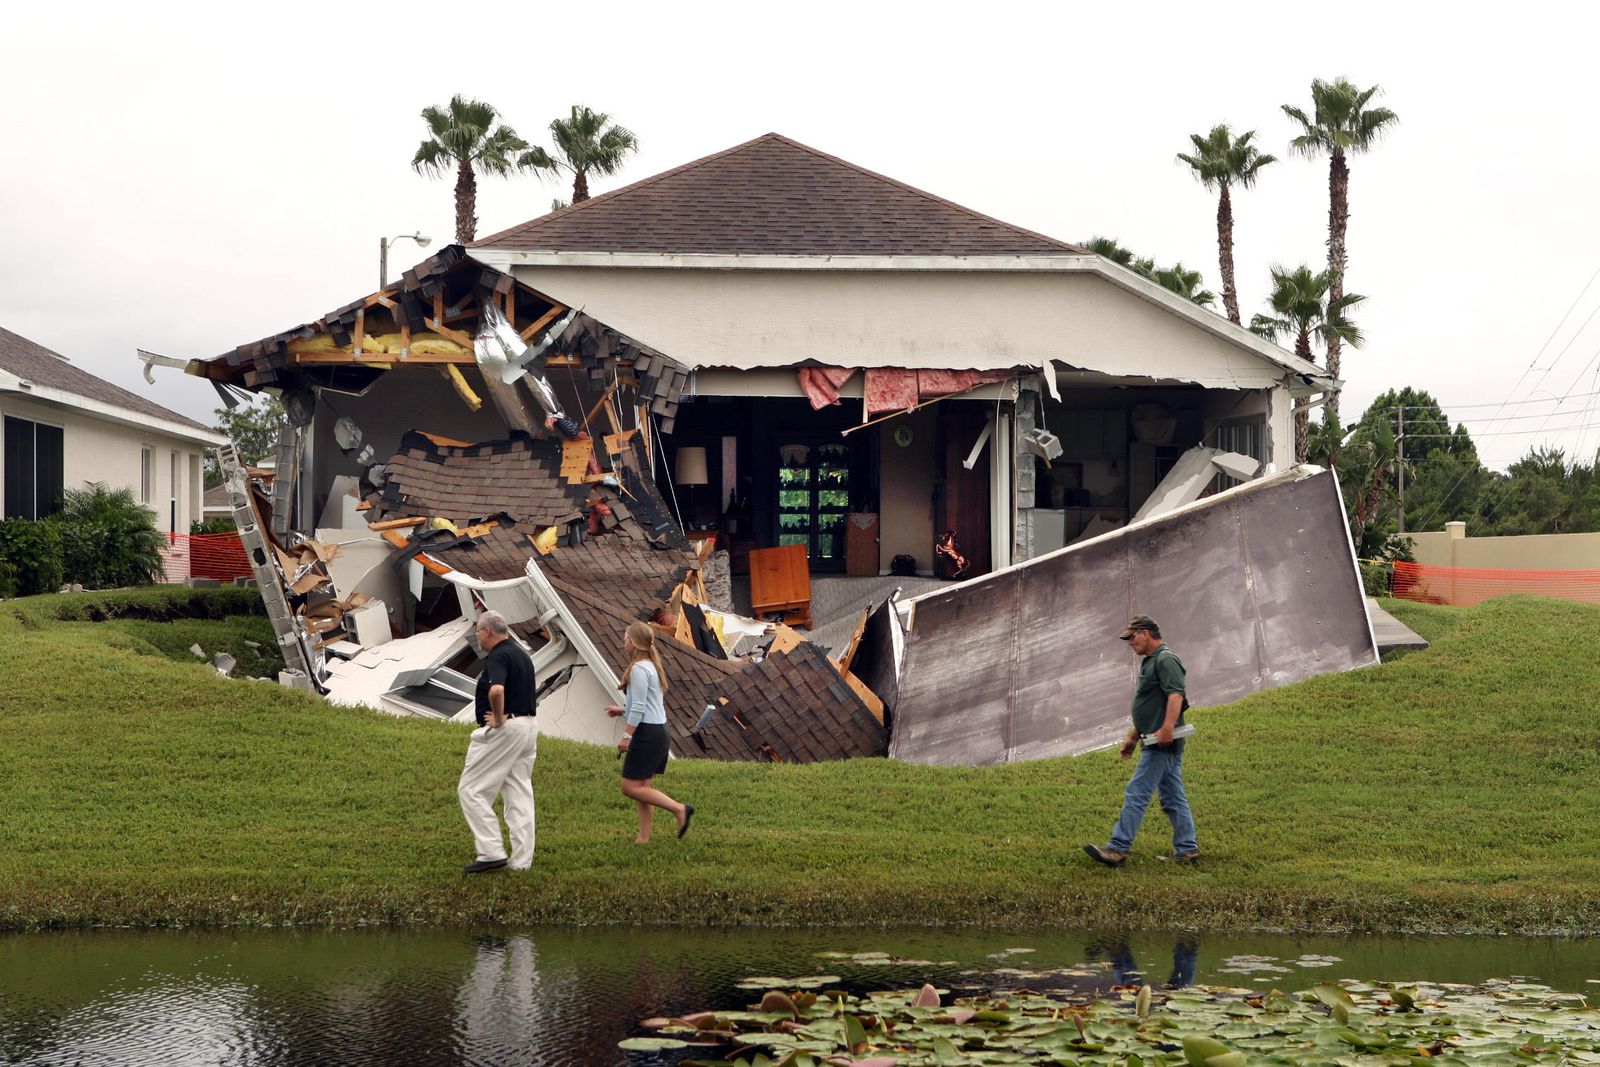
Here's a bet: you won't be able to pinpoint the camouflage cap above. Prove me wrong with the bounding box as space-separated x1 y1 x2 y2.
1118 614 1159 640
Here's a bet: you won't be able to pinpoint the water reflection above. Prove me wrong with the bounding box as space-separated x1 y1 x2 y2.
1085 935 1200 990
0 927 1593 1066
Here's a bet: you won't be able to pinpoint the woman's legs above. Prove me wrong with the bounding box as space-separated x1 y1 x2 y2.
621 777 686 841
633 798 652 843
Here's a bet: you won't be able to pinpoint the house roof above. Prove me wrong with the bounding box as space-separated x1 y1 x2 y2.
473 133 1088 257
0 326 213 434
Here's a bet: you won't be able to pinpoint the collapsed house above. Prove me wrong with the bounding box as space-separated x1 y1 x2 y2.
148 132 1379 764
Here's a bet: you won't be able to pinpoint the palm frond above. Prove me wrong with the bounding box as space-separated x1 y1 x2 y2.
546 104 639 179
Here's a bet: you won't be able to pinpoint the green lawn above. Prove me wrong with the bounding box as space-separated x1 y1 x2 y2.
1 591 1596 935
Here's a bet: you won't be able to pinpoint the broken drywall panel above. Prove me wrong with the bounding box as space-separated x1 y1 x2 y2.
316 476 365 529
1129 447 1260 523
322 618 474 713
889 466 1376 765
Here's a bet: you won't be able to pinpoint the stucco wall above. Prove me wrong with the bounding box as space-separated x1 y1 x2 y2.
877 406 937 573
513 266 1297 389
1409 527 1600 570
0 394 206 531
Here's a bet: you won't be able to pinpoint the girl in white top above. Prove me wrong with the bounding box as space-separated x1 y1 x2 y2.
604 621 694 843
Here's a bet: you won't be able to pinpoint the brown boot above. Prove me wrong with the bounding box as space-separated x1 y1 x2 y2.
1083 843 1128 868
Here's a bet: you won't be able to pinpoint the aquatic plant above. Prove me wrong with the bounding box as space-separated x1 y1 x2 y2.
624 976 1598 1064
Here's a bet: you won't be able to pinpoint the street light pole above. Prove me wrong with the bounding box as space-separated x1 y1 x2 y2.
379 231 433 289
1396 406 1406 534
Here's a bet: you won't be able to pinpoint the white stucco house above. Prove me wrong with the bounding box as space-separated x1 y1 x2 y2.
0 326 225 532
465 133 1335 573
199 133 1335 582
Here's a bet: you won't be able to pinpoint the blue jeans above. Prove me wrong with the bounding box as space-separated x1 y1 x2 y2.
1108 744 1197 855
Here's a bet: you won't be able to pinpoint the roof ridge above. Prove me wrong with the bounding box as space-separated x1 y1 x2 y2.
761 134 1086 254
472 132 788 248
473 132 1086 255
0 325 211 432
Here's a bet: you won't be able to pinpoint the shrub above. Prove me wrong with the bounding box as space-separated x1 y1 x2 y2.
191 516 236 535
0 518 65 596
54 483 166 589
1360 561 1392 597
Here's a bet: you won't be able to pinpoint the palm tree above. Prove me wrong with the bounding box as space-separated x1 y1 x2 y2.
1082 237 1215 308
1176 125 1276 326
1150 263 1216 309
1283 79 1399 428
412 95 541 243
1249 265 1365 462
521 105 639 204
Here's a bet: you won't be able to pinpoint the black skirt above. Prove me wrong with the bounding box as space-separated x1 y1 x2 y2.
621 722 670 779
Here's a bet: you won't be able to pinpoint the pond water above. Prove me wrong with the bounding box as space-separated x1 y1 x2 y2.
1 926 1595 1066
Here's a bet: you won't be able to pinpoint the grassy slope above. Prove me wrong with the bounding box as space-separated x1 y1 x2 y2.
1 592 1595 934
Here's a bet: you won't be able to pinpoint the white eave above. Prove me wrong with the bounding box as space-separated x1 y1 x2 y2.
0 370 227 446
468 249 1338 393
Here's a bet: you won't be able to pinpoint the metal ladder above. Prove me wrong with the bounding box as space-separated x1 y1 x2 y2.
219 442 325 691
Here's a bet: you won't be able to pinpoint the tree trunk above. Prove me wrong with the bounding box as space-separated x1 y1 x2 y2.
455 159 477 244
572 169 590 204
1325 150 1350 428
1294 327 1314 463
1217 183 1240 325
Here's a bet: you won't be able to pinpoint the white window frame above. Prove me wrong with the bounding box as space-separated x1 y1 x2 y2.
140 447 154 505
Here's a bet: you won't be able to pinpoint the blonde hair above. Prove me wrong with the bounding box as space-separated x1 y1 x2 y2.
621 621 670 694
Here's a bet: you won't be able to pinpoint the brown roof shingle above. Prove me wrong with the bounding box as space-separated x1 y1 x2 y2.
0 326 211 432
473 133 1086 258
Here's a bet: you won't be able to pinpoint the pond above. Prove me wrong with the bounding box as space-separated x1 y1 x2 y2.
1 927 1595 1065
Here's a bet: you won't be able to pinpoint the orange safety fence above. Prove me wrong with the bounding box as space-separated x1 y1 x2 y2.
156 532 253 584
1389 560 1600 607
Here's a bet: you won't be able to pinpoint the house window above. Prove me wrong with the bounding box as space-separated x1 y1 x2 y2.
170 451 179 533
1210 416 1266 491
3 416 65 520
140 447 153 504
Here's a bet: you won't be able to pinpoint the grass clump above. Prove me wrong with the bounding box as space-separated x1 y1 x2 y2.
0 591 1596 935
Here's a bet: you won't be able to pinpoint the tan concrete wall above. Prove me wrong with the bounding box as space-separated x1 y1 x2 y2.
1409 528 1600 570
877 406 937 574
515 266 1294 389
0 394 206 531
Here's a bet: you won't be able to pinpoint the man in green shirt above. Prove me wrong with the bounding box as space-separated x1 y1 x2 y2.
1084 614 1200 868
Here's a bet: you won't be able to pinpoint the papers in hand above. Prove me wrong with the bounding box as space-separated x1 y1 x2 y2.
1140 723 1196 747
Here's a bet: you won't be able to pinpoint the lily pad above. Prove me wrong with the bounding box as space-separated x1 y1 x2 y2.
617 1036 690 1051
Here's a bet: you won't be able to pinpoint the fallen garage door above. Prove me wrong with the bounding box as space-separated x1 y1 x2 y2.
889 465 1377 764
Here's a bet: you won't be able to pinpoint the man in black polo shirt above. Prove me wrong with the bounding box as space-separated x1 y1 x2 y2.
457 610 538 874
1084 614 1199 868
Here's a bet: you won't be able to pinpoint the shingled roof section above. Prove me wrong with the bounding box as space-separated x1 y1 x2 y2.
474 133 1087 258
699 642 889 763
366 430 685 546
0 326 211 432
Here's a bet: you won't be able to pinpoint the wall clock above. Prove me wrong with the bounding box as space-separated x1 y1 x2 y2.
893 425 915 448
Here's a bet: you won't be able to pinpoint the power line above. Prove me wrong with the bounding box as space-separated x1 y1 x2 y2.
1369 390 1600 412
1413 261 1600 531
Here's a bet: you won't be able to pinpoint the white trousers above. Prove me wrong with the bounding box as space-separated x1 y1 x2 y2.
457 717 538 869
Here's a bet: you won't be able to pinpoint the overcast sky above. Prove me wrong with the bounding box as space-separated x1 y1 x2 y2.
3 1 1597 473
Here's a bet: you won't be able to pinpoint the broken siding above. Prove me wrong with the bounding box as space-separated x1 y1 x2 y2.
509 266 1300 387
889 467 1377 765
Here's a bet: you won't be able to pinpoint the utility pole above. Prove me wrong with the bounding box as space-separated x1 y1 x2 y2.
1396 405 1406 534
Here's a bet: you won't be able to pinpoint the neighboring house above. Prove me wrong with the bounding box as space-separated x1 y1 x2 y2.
201 484 235 525
0 326 225 531
198 133 1334 580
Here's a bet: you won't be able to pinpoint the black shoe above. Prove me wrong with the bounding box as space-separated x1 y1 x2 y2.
678 804 695 839
463 858 508 874
1083 843 1128 868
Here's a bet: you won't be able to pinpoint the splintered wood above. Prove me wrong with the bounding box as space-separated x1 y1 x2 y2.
560 438 595 483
